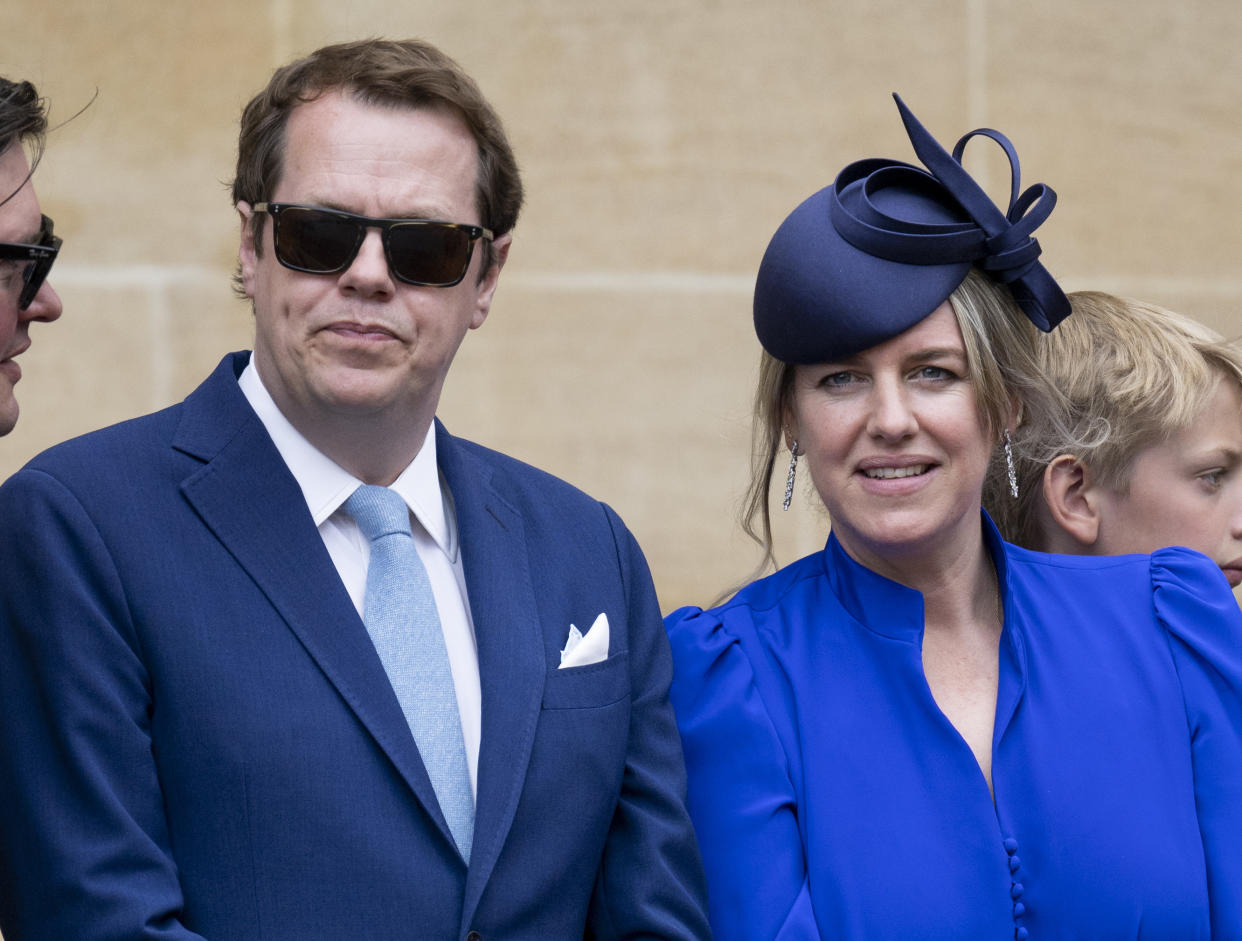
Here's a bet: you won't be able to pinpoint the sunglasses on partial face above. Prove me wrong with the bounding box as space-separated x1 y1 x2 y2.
252 203 494 288
0 214 61 310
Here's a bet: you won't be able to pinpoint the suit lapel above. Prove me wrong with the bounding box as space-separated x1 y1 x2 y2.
172 354 462 857
437 425 545 917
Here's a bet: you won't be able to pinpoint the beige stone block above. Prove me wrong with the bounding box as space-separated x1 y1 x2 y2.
985 0 1242 289
161 276 257 400
484 0 971 278
5 1 274 274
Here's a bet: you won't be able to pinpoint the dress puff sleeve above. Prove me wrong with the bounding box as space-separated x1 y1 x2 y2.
1152 548 1242 939
665 605 820 941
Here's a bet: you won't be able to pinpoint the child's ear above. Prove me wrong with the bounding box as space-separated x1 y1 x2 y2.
1042 455 1103 549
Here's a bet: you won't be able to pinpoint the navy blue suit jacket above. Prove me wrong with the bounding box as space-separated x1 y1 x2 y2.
0 352 708 940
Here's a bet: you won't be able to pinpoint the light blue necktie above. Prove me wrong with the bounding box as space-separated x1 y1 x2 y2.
344 484 474 862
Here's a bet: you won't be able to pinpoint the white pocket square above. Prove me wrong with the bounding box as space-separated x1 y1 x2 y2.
559 612 609 669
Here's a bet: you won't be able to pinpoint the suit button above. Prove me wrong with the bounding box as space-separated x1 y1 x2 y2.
466 933 482 941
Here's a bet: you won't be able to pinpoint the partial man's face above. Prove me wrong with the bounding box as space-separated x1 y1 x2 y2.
237 91 509 441
0 144 62 436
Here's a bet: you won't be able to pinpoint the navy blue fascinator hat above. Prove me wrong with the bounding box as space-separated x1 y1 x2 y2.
754 94 1070 364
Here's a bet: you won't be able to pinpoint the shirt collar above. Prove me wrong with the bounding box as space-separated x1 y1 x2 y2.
237 357 457 560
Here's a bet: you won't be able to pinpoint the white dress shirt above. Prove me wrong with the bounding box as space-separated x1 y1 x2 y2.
238 360 481 800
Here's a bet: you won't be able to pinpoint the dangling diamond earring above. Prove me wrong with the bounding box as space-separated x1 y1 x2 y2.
1004 429 1019 500
782 441 799 511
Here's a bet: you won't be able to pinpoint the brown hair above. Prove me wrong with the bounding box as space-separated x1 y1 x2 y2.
0 78 48 207
231 38 522 285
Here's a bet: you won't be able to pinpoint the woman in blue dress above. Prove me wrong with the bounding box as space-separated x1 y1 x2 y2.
666 96 1242 940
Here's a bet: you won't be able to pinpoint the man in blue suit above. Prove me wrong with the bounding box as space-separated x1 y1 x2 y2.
0 39 708 940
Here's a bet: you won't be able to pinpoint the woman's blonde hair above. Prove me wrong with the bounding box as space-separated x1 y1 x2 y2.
987 291 1242 549
737 269 1046 587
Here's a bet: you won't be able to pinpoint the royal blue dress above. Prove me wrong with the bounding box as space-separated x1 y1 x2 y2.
666 515 1242 940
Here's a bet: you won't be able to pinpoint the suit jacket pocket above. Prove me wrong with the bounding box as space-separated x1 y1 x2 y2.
542 650 630 710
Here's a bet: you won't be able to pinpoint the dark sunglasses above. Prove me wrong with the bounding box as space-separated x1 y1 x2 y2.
253 203 493 288
0 214 60 310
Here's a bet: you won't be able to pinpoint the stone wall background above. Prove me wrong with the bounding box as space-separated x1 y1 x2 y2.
4 0 1241 612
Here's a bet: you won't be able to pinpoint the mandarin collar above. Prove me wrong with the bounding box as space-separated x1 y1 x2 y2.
821 510 1014 645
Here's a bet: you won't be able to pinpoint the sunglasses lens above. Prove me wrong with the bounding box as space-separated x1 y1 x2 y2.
17 265 41 309
274 208 360 273
387 223 474 285
266 206 480 286
17 218 58 310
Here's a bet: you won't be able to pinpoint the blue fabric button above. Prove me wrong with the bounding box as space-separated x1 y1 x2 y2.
1017 928 1029 940
1009 855 1022 873
1003 837 1019 855
1010 882 1025 900
1013 901 1026 917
